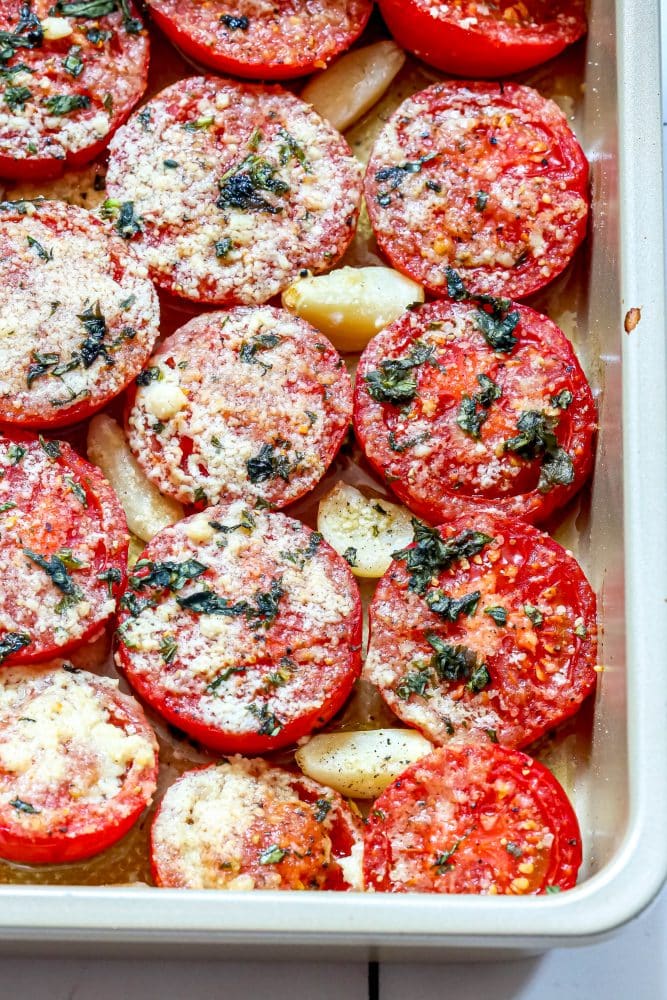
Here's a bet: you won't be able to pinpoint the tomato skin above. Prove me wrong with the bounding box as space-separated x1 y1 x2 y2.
0 666 158 865
353 299 597 526
115 505 363 755
147 0 372 80
378 0 587 78
364 81 589 301
364 512 597 750
0 428 128 666
0 1 149 180
363 744 582 894
150 759 363 890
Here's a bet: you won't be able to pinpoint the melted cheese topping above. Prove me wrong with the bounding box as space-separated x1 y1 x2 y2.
0 2 148 163
0 202 159 423
365 82 588 296
117 503 359 739
152 757 361 890
106 77 363 304
0 439 120 649
0 665 157 818
127 307 352 507
147 0 371 70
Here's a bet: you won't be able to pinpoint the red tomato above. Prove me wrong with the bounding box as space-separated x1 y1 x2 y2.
364 81 589 300
0 429 128 666
106 76 363 305
378 0 587 77
0 664 158 864
146 0 372 80
150 758 363 889
363 744 582 894
364 512 597 749
115 504 362 754
125 307 353 509
0 200 159 429
353 299 596 525
0 1 149 180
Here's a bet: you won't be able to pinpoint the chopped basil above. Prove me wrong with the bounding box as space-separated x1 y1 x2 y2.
62 46 84 77
374 153 438 205
457 372 502 439
206 666 245 693
433 838 463 874
247 702 282 737
427 634 477 682
280 532 321 569
176 590 243 616
23 548 82 599
393 520 492 595
484 606 507 626
65 475 87 506
551 389 573 410
26 235 53 260
53 1 143 33
119 592 156 617
0 5 43 65
4 84 31 110
396 667 430 701
137 106 151 129
575 622 587 639
9 797 39 814
0 631 31 664
246 443 299 484
475 304 520 353
159 634 177 664
486 728 499 743
0 501 16 512
135 366 162 386
259 844 287 865
97 566 121 596
178 579 283 630
546 885 562 894
7 443 26 464
78 302 113 368
475 190 489 211
277 128 309 170
130 558 207 592
387 429 430 453
220 13 250 29
524 603 544 628
425 589 480 621
466 662 491 693
313 798 332 822
342 546 358 567
502 410 574 493
44 93 91 116
214 237 234 258
217 155 289 215
445 266 468 301
183 115 214 132
239 332 280 372
505 841 523 858
38 436 60 460
364 340 435 405
101 199 142 239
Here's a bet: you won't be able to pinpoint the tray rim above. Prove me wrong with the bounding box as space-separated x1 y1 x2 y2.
0 0 664 952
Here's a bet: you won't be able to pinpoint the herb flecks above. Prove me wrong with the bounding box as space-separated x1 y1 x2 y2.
364 340 435 405
23 548 83 600
393 520 492 595
0 631 31 664
375 153 438 206
502 410 574 493
129 558 207 593
457 372 502 439
425 589 480 621
246 443 300 484
217 154 289 215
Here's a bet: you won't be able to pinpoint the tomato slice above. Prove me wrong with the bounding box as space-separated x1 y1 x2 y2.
125 306 352 510
106 76 363 305
146 0 372 80
0 429 128 666
378 0 587 78
353 299 596 525
363 744 582 894
364 81 589 300
115 502 362 754
0 200 159 429
364 512 597 749
0 0 149 180
0 663 158 864
150 758 363 889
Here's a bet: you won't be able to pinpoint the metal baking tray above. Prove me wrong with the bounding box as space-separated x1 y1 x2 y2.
0 0 665 958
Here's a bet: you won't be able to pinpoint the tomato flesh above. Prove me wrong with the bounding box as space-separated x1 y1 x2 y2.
353 299 596 525
364 81 589 300
0 0 149 180
116 504 362 754
147 0 372 80
378 0 587 77
363 744 582 893
0 429 128 666
364 512 597 749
